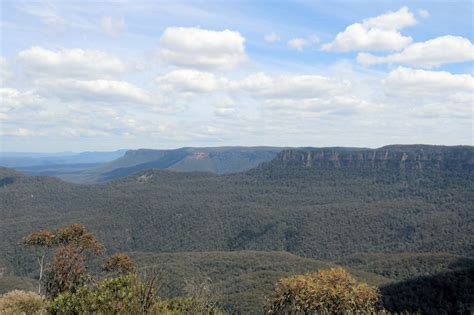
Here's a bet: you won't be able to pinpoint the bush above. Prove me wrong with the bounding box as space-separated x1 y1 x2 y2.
266 267 383 314
102 253 135 275
0 290 48 315
49 274 157 314
152 297 226 315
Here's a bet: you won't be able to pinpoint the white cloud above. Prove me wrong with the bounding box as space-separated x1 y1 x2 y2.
100 16 126 37
322 6 416 52
214 107 236 117
0 57 11 84
0 87 44 112
288 38 308 51
264 33 280 43
262 95 369 115
383 67 473 119
234 72 351 99
418 9 430 18
34 78 158 106
288 35 320 51
156 69 227 93
0 128 38 137
159 27 247 70
383 67 474 95
357 35 474 68
17 46 128 78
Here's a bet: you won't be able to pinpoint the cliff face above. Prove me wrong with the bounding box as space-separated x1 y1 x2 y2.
274 145 474 173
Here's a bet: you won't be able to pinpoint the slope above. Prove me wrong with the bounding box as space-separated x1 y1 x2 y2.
1 145 472 277
56 147 283 183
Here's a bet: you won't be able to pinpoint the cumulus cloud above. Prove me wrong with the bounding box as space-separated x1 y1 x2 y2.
262 95 369 115
383 67 473 119
264 33 280 43
159 27 247 70
322 6 416 52
383 66 474 95
357 35 474 68
34 78 158 106
156 69 227 93
228 72 374 117
0 87 44 112
234 72 351 99
100 16 126 37
17 46 128 78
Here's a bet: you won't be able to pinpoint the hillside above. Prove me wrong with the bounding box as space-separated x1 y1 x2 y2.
0 150 126 168
128 250 391 314
28 147 283 183
338 252 474 281
1 145 472 271
92 146 282 181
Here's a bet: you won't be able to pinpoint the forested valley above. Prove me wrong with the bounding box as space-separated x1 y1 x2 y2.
1 145 473 313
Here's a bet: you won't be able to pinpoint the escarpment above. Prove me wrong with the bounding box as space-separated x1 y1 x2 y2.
270 145 473 174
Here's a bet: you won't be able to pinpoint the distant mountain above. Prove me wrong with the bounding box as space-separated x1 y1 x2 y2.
0 150 127 168
265 145 473 172
51 147 283 183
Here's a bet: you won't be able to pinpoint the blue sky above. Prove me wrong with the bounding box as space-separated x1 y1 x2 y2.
1 0 473 152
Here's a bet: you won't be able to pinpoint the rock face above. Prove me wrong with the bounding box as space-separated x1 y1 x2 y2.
274 145 474 173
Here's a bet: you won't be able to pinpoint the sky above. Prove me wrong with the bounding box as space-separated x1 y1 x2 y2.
0 0 473 152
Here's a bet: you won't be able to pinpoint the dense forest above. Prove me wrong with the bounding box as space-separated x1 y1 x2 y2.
1 145 473 313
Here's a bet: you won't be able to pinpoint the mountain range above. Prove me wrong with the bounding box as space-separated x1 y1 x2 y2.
3 147 283 183
0 144 473 313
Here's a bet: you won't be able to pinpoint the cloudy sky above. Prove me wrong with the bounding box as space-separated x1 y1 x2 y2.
1 0 473 152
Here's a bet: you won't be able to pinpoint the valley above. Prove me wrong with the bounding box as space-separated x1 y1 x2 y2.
1 145 473 313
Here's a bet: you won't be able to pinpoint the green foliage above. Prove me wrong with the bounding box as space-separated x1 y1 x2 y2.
131 251 390 314
265 268 383 314
0 290 48 315
153 297 226 315
49 274 157 314
2 146 472 279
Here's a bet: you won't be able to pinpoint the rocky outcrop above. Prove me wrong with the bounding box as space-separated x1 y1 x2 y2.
275 145 474 173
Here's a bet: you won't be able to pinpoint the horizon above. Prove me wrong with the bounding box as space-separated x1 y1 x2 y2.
1 0 473 152
2 142 473 155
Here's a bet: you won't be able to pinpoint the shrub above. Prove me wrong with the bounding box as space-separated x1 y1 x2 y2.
266 267 383 314
49 274 157 314
102 253 135 275
0 290 48 315
152 297 226 315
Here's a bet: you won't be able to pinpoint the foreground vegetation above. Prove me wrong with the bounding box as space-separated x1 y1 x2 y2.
1 224 392 314
2 224 226 314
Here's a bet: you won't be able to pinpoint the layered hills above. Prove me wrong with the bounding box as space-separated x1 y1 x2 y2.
8 147 282 183
0 144 473 312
